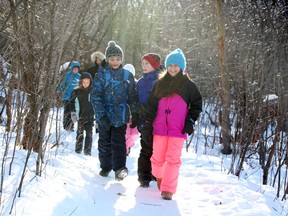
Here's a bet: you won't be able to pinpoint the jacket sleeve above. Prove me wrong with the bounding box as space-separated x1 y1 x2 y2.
141 85 159 123
57 73 68 93
90 69 106 121
127 73 139 114
69 90 77 112
187 81 202 122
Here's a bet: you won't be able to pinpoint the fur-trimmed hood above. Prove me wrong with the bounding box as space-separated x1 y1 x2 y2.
91 51 105 63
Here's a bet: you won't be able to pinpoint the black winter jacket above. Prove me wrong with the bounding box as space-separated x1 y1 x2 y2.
87 65 99 79
69 86 94 122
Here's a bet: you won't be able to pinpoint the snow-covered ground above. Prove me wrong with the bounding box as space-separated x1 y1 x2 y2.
1 107 288 216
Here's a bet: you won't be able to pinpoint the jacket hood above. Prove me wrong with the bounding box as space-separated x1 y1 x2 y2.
70 61 81 71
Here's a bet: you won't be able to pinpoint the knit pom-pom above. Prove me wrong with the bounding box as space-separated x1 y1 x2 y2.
108 40 116 47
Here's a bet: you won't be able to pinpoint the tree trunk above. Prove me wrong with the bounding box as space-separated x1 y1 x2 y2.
215 0 232 154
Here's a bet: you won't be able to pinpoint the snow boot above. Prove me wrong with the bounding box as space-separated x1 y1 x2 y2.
99 169 111 177
161 191 173 200
139 180 150 188
115 167 128 181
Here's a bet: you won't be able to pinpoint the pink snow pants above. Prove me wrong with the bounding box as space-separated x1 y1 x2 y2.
125 118 139 154
150 135 185 194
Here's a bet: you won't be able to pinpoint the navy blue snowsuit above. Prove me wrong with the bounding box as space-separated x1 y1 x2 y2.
136 69 159 183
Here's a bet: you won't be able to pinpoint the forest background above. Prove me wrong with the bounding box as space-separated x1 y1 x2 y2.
0 0 288 213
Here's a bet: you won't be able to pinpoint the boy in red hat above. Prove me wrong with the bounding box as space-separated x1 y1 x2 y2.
137 53 162 188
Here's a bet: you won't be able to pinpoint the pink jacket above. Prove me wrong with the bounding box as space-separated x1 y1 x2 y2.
153 94 188 139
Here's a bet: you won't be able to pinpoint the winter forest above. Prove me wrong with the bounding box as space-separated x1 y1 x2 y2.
0 0 288 215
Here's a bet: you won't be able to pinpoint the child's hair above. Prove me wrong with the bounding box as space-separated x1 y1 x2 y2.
154 48 188 98
157 65 167 79
154 70 190 98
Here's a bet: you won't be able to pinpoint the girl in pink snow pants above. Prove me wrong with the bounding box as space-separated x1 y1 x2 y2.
141 49 202 200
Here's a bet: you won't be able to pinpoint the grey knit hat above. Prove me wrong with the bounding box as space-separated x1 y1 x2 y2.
105 41 123 60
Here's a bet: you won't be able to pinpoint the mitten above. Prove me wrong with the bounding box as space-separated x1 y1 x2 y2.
141 121 153 145
130 113 140 129
99 116 110 130
182 116 195 135
71 112 78 123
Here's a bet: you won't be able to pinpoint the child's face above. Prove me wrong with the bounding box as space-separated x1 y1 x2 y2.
82 78 91 89
167 64 181 77
142 59 155 73
96 58 102 65
108 56 122 69
72 67 79 73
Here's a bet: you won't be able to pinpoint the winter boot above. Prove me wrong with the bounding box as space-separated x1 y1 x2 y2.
99 169 111 177
115 167 128 181
139 180 150 188
161 191 173 200
84 152 91 156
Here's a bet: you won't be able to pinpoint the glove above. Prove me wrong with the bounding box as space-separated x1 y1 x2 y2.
100 59 107 68
98 116 110 130
182 116 195 135
130 113 140 129
71 112 78 123
141 121 153 145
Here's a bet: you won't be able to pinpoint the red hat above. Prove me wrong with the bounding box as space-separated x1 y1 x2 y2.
141 53 161 69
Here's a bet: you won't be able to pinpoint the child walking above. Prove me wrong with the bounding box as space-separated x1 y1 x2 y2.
141 49 202 200
57 61 81 131
136 53 161 188
123 64 139 156
69 72 94 155
91 41 139 181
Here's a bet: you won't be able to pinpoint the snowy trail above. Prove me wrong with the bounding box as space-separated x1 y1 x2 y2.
2 131 287 216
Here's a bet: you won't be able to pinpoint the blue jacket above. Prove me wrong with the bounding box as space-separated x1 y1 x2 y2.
57 61 81 101
136 69 159 105
136 69 159 129
91 64 138 127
